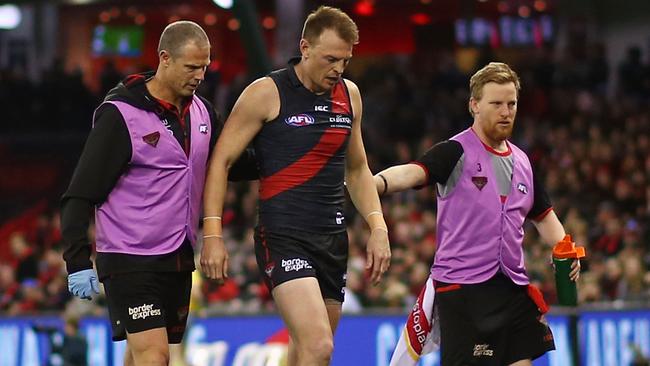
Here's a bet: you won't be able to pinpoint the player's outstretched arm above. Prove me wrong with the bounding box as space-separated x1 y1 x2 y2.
374 163 428 196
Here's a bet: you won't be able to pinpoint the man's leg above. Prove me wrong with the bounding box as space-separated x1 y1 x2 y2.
286 300 341 366
125 327 170 365
123 345 135 366
509 360 532 366
274 278 334 366
324 298 343 333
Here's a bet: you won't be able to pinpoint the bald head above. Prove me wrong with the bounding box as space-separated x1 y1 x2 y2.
158 21 209 58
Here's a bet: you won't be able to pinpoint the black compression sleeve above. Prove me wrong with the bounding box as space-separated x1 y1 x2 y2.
60 104 131 273
62 104 131 203
527 165 553 220
415 140 464 186
61 197 94 274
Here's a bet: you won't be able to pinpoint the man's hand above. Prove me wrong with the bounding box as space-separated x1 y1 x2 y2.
67 269 100 300
366 228 391 285
200 236 229 283
570 259 581 281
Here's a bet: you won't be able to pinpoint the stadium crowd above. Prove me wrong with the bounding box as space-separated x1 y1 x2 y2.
1 42 650 317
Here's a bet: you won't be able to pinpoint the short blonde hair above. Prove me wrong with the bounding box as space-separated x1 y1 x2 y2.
302 6 359 45
158 21 209 58
469 62 520 116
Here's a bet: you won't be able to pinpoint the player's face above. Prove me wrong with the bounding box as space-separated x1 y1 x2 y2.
470 82 518 145
303 28 353 93
161 42 210 98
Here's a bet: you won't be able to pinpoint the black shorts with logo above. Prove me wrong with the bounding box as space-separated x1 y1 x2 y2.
102 271 192 343
254 226 349 302
435 273 555 366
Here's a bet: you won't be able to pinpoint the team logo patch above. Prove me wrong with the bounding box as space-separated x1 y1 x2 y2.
472 176 488 190
177 306 189 320
265 262 275 277
199 123 208 134
142 132 160 147
285 114 315 127
517 183 528 194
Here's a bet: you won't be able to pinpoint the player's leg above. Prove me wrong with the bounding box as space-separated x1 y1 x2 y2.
324 298 343 333
508 360 533 366
313 230 347 337
285 298 342 365
123 345 135 366
273 277 334 366
126 328 170 365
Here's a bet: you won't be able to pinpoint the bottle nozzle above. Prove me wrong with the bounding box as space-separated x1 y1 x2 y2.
553 234 586 259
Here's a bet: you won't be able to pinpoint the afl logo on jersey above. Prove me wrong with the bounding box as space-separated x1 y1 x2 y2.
285 114 315 127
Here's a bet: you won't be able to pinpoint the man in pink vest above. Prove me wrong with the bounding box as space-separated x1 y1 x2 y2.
61 21 256 365
375 62 580 366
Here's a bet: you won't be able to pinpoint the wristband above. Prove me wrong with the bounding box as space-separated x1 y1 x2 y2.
203 216 222 221
378 174 388 196
366 211 383 220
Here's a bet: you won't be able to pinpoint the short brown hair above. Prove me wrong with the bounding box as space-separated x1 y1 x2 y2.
302 6 359 45
469 62 521 116
158 20 209 58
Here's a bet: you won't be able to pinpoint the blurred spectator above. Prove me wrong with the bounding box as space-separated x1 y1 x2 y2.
9 232 39 282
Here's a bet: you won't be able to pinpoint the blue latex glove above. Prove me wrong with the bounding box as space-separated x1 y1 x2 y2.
67 269 100 300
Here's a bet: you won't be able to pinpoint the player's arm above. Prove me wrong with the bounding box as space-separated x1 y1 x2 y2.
373 164 427 195
201 77 278 281
343 80 390 285
374 140 463 195
529 169 580 281
202 95 258 181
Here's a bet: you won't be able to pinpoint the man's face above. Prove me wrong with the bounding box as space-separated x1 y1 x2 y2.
161 41 210 98
301 28 353 92
470 82 518 144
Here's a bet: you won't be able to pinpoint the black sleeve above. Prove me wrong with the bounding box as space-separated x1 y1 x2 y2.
62 104 131 203
527 164 553 220
61 198 94 274
205 98 222 154
203 96 259 181
414 140 464 186
60 104 131 274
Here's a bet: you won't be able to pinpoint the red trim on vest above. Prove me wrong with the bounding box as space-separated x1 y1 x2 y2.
481 140 512 156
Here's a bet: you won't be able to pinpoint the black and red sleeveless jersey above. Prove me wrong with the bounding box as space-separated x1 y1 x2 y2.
254 58 353 234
